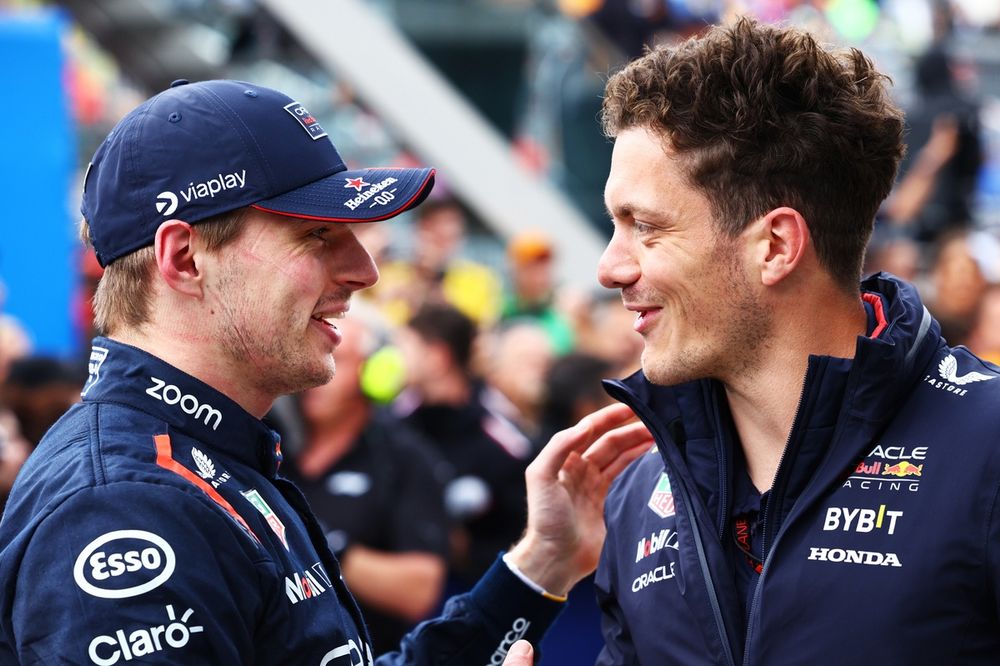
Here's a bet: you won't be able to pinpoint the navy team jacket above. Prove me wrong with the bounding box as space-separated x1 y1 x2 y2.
0 338 561 665
596 274 1000 665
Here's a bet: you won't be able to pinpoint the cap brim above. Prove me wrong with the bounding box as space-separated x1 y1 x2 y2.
250 167 435 222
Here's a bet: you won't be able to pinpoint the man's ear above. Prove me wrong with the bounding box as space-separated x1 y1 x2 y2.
154 220 203 297
752 207 811 286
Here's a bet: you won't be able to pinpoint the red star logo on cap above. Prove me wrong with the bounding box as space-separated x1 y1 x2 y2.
344 177 369 192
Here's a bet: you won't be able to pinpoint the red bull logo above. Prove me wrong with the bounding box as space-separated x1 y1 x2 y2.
882 461 922 477
855 460 881 475
845 445 927 492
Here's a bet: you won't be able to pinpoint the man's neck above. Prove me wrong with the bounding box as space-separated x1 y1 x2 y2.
723 293 867 493
110 325 275 419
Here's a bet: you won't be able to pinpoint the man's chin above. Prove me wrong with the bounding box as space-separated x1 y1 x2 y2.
641 354 698 387
279 359 337 397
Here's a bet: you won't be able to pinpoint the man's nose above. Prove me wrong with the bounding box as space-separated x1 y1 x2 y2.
334 233 380 291
597 227 639 289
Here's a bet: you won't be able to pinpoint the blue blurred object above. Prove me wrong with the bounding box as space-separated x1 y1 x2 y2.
0 8 76 355
538 575 604 664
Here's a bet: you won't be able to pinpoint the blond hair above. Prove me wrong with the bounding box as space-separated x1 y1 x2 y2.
80 209 247 335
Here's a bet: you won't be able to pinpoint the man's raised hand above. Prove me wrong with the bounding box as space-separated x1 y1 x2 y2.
506 402 653 596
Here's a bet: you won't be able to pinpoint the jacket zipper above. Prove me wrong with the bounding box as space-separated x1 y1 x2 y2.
740 361 816 666
605 381 737 666
711 385 731 542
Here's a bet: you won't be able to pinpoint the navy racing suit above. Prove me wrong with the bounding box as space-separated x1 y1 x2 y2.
0 338 561 665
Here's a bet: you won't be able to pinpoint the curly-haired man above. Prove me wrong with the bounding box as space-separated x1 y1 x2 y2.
515 17 1000 666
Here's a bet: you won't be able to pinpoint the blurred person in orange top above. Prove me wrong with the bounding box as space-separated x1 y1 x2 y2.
500 230 576 355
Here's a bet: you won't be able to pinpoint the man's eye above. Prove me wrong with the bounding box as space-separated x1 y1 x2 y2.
634 221 654 235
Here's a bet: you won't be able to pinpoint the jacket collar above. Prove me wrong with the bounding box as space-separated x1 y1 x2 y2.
846 273 939 422
82 336 283 476
609 274 939 433
604 273 942 524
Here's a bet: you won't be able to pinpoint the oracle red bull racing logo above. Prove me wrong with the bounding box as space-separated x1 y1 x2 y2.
843 444 927 493
284 101 327 140
882 461 922 477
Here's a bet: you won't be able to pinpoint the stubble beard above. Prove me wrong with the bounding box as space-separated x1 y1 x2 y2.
642 241 770 387
213 267 337 400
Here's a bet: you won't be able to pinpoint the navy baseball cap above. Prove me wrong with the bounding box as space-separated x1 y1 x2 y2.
82 79 436 267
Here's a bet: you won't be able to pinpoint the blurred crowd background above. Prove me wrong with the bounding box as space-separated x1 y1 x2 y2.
1 0 999 662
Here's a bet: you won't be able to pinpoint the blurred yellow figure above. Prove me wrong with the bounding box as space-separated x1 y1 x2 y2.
370 197 502 326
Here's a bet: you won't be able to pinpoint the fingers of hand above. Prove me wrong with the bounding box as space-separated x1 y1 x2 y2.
581 421 653 471
556 450 586 492
559 427 653 500
580 402 639 433
531 404 637 478
502 640 534 666
597 436 654 491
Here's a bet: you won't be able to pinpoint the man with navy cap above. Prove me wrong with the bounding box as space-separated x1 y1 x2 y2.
0 79 651 664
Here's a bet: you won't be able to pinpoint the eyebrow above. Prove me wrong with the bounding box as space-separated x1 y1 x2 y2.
605 201 673 224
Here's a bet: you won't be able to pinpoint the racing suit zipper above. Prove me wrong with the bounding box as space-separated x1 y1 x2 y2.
604 381 737 666
741 361 817 666
710 387 731 543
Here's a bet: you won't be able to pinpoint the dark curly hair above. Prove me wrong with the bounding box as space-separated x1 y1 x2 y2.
602 17 905 291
